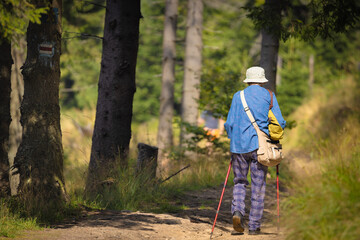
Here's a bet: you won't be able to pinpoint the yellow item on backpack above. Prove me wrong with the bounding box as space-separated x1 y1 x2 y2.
268 110 284 141
266 89 284 141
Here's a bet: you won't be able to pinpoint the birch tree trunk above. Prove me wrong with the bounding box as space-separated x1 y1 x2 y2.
260 0 281 93
0 40 12 197
86 0 141 193
14 0 67 207
157 0 178 177
180 0 203 148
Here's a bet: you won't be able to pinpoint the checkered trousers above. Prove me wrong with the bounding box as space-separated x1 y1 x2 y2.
231 151 268 231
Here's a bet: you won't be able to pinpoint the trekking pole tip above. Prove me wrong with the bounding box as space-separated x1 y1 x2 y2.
210 232 213 240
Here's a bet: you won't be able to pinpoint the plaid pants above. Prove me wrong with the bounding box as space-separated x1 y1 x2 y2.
231 151 268 231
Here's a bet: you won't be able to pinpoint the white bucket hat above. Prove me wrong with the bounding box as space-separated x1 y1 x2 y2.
243 66 268 83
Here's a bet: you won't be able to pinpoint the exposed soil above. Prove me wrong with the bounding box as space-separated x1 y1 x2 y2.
11 180 286 240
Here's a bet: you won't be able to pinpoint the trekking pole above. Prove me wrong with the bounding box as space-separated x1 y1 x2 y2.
210 159 232 240
276 164 280 232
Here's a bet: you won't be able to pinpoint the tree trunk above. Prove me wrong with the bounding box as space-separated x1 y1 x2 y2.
9 39 25 196
157 0 178 177
249 33 262 64
86 0 141 194
0 40 12 198
260 30 279 93
260 0 281 93
309 54 314 93
136 143 158 181
276 55 282 86
180 0 203 148
14 0 67 208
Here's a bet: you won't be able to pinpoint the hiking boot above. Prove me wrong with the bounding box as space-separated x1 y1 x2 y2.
232 211 244 233
248 228 261 235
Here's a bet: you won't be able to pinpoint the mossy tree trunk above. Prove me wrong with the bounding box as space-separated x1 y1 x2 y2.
0 40 12 198
14 0 67 210
157 0 178 177
86 0 141 194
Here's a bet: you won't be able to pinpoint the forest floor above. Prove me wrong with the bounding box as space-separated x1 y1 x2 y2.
11 180 286 240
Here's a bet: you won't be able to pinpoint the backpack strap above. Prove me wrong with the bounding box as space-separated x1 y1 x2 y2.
267 89 273 110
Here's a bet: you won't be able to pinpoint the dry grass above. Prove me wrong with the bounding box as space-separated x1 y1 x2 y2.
283 77 360 240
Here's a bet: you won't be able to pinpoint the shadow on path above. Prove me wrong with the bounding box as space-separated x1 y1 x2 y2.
173 179 284 232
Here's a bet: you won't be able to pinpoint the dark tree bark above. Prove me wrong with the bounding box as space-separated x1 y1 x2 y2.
260 0 281 93
157 0 178 177
180 0 203 148
0 40 12 197
14 0 67 207
9 39 25 195
86 0 141 193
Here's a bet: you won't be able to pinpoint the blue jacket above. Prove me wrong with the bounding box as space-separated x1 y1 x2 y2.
224 85 286 154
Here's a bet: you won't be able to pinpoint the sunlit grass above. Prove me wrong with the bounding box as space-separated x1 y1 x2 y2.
75 153 231 213
284 150 360 240
283 77 360 240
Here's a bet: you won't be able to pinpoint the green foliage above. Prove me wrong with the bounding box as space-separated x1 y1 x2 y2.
132 1 164 122
0 0 48 42
246 0 360 41
200 1 256 118
245 0 284 39
200 58 244 119
275 28 360 118
60 0 105 109
60 0 182 122
58 0 360 124
59 0 258 123
304 0 360 40
277 38 310 116
179 120 229 154
312 31 360 80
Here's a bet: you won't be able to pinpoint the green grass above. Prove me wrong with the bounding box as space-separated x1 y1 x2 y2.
284 151 360 240
0 195 83 238
0 199 40 238
80 155 231 213
283 77 360 240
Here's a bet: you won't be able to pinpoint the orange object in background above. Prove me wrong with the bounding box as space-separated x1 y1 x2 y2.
204 127 221 141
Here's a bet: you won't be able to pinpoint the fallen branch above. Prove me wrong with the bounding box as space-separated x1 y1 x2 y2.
160 164 191 184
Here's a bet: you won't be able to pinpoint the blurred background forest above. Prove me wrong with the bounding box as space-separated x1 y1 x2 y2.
1 0 360 239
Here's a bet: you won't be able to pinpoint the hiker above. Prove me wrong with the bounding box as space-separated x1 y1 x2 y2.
224 66 286 235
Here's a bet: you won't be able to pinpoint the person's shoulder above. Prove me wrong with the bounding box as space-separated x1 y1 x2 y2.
233 90 242 97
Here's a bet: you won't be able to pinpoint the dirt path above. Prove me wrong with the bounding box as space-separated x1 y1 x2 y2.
13 181 286 240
